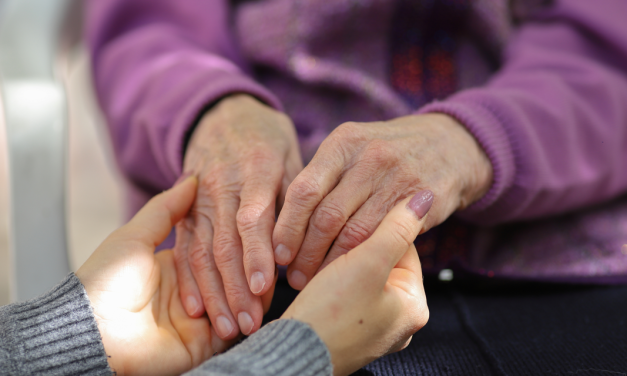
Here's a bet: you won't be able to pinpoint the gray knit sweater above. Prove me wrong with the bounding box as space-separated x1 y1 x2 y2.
0 274 332 376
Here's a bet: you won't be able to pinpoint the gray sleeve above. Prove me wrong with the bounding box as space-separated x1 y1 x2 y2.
185 319 333 376
0 273 112 376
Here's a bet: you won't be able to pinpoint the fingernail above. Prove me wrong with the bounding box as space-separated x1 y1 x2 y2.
289 270 307 290
238 312 254 335
250 272 266 294
407 190 434 219
186 296 200 315
174 171 193 186
274 244 291 265
216 315 234 338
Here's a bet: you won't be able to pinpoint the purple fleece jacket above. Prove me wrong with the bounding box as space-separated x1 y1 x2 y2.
86 0 627 283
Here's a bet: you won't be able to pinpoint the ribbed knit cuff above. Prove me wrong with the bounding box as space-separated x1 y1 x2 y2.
0 274 112 375
185 319 332 376
417 91 516 224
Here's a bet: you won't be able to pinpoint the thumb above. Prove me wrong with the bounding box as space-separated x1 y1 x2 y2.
351 190 433 273
123 175 198 248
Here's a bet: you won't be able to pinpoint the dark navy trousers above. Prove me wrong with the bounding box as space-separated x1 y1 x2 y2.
265 278 627 376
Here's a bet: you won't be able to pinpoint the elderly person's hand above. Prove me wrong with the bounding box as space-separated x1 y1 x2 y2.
274 114 492 289
175 94 302 338
76 176 276 375
282 190 433 376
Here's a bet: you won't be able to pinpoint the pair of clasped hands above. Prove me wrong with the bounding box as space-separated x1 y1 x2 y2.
79 173 431 376
77 93 492 375
176 94 492 338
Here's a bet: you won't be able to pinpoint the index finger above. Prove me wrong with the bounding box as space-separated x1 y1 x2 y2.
272 143 345 265
351 190 433 272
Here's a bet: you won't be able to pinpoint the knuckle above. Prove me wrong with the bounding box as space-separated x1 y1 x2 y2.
210 161 232 176
245 148 279 165
236 204 265 233
176 216 195 233
337 219 375 250
321 122 363 156
174 242 190 263
362 139 398 167
201 290 225 311
222 285 249 306
286 177 323 207
189 245 214 271
199 166 222 187
197 170 239 199
311 202 347 235
275 219 301 238
295 251 323 271
242 245 268 266
213 235 239 264
389 217 417 249
191 198 217 215
335 121 361 137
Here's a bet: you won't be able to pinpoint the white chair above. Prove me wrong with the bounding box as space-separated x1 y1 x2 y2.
0 0 77 301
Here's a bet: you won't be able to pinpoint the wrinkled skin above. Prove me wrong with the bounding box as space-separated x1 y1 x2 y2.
282 194 432 376
77 177 275 376
175 92 492 338
274 113 493 290
176 94 303 338
77 176 430 375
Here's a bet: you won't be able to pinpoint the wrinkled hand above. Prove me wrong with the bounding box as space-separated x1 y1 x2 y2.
282 191 433 376
76 176 276 375
273 114 492 290
176 94 302 338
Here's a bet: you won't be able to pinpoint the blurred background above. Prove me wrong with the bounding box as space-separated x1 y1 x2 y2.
0 0 124 305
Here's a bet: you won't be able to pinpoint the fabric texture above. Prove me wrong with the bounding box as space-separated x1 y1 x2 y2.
11 273 622 376
0 274 111 376
358 279 627 375
261 278 627 376
85 0 627 283
0 276 332 376
185 319 332 376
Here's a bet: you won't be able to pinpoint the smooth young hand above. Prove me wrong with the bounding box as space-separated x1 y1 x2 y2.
282 191 434 376
77 176 275 376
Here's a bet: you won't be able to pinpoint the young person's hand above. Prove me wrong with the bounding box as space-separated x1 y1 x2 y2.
77 176 276 375
281 190 434 376
273 114 492 290
176 94 302 339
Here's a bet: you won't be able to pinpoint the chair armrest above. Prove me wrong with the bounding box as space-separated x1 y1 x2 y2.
0 0 72 301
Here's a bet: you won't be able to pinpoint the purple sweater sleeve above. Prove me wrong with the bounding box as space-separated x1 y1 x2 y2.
85 0 282 192
419 0 627 225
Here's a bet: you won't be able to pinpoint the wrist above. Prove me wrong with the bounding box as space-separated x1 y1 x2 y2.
220 320 333 376
2 274 112 375
425 113 493 209
450 114 493 208
281 308 358 376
